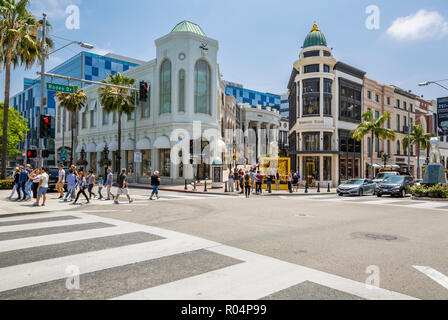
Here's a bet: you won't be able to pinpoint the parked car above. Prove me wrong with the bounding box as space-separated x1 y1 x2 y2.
48 167 69 191
337 178 376 197
373 171 399 184
376 175 414 198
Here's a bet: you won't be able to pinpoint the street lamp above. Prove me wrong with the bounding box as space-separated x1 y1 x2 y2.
38 13 94 167
419 79 448 92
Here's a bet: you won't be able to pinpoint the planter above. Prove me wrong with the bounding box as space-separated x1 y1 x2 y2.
412 196 448 202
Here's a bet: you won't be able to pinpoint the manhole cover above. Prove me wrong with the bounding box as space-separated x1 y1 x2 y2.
365 233 398 241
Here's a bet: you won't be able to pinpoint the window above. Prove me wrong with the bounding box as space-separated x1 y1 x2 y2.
323 132 332 151
142 85 150 118
303 96 320 116
397 141 401 155
303 79 320 93
303 132 320 151
339 82 362 122
323 65 330 73
404 116 407 132
102 108 109 125
159 149 171 177
397 115 400 131
403 101 407 111
304 50 320 58
324 96 332 116
367 91 372 99
387 97 391 105
324 79 332 93
194 60 211 114
323 157 332 181
178 70 185 112
387 118 390 129
82 112 87 129
90 102 97 127
375 95 379 103
367 138 371 157
323 51 331 57
375 111 379 119
396 99 400 108
113 110 118 124
304 64 319 73
160 59 172 114
410 104 413 113
375 136 379 153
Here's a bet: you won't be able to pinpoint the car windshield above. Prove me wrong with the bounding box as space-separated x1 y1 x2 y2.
345 179 364 185
384 176 404 183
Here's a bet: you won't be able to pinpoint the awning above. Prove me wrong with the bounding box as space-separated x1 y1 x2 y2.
96 142 106 152
123 138 135 151
76 144 86 153
136 138 151 150
86 142 97 153
153 136 170 149
109 141 118 152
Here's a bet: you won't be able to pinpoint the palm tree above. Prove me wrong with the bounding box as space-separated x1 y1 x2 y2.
55 87 87 165
352 110 396 179
402 125 435 179
98 73 135 174
0 0 53 178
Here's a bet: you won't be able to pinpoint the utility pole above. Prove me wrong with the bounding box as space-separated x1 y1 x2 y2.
407 105 411 176
38 13 47 168
133 87 137 184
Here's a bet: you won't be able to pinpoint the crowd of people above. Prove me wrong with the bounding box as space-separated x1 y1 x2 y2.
8 164 163 207
227 167 302 198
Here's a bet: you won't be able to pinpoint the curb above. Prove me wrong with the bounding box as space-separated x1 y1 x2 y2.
128 184 237 197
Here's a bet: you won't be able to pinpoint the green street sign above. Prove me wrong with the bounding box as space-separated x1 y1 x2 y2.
46 82 76 94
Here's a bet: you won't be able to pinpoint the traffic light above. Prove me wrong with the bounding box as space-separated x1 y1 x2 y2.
139 81 148 101
27 150 37 159
41 149 50 158
39 115 53 138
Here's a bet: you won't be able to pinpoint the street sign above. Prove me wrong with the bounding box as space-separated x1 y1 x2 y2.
60 149 68 162
134 152 142 163
46 82 76 94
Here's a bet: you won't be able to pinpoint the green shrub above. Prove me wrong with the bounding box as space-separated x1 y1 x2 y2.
0 180 14 190
410 185 428 197
427 184 448 198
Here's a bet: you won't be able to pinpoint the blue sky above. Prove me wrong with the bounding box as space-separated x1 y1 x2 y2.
1 0 448 101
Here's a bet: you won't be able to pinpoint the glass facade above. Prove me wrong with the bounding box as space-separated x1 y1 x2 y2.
225 85 281 109
303 132 320 151
159 149 171 177
194 60 211 114
160 60 172 114
178 70 185 112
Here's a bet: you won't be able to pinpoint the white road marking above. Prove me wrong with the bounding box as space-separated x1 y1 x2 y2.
0 216 101 233
414 266 448 290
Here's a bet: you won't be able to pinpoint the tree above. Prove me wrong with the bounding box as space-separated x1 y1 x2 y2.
0 102 29 157
55 87 87 164
98 73 135 174
403 125 435 179
351 110 396 179
0 0 53 178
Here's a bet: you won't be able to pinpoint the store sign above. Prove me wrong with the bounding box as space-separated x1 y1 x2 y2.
396 158 406 163
437 97 448 135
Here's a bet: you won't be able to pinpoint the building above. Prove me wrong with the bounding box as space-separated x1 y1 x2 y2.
278 118 289 156
71 21 281 183
9 52 143 166
288 22 365 187
225 82 281 110
280 93 289 117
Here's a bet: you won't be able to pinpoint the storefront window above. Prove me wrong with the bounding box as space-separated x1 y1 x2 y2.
303 157 320 186
159 149 171 177
91 153 97 174
323 133 332 151
126 150 134 176
324 96 331 115
324 157 332 181
303 96 320 116
140 150 152 176
303 132 320 151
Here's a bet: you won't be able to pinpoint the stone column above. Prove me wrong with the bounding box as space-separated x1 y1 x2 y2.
266 124 272 155
256 122 262 162
319 156 324 184
244 121 249 163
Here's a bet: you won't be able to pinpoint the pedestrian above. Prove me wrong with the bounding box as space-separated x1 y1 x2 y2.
243 172 251 198
255 171 263 194
249 169 255 192
233 169 239 192
288 172 293 194
30 169 40 199
150 171 161 200
239 170 244 194
97 175 104 200
9 167 20 200
18 165 28 201
73 171 90 205
227 171 234 192
24 165 33 201
275 171 281 192
64 169 77 202
293 171 299 192
105 168 115 200
114 168 133 204
295 172 301 192
34 168 49 207
55 164 66 199
266 173 273 194
87 170 97 200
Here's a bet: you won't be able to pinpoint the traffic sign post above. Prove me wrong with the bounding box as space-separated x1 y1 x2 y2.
46 82 76 94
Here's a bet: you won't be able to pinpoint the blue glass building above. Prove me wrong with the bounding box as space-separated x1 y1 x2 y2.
225 84 281 109
9 52 142 160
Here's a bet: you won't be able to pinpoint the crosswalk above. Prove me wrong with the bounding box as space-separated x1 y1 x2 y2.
0 211 417 300
279 195 448 211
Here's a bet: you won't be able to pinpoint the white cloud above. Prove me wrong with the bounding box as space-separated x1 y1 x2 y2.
29 0 82 20
387 9 448 40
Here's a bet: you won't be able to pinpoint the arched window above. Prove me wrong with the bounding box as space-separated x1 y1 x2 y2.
178 70 185 112
160 59 172 114
194 60 211 115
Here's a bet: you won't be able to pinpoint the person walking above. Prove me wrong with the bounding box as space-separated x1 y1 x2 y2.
105 168 114 200
266 173 273 194
9 167 20 200
275 171 281 192
34 168 49 207
24 165 33 201
288 172 293 194
243 172 252 198
295 172 301 192
97 175 104 200
233 169 239 192
30 169 41 199
18 165 28 201
73 171 90 205
87 170 97 200
227 171 234 192
64 169 77 202
249 169 255 192
114 168 133 204
292 171 299 193
150 171 161 200
239 169 244 194
55 164 66 199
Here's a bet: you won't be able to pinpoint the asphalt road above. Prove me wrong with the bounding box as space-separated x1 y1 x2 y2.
0 190 447 300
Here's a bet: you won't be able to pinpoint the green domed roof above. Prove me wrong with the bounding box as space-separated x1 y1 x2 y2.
171 21 206 36
303 22 327 48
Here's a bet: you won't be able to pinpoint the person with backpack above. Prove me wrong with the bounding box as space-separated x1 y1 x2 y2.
243 172 252 198
255 171 263 195
150 171 161 200
239 169 244 194
266 173 273 194
87 170 97 200
73 171 90 205
292 171 299 192
114 168 133 204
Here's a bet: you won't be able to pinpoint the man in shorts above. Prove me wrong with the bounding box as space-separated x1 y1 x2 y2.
56 164 66 199
34 168 49 207
114 168 133 204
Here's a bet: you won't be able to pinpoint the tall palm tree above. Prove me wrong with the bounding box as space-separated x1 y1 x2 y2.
402 125 435 179
98 73 135 174
0 0 53 178
55 87 87 164
352 110 396 179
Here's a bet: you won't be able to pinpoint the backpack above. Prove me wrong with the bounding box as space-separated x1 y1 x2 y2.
245 177 250 187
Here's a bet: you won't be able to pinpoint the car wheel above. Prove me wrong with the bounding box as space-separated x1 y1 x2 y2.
377 193 382 198
401 189 406 198
359 189 364 197
338 193 343 197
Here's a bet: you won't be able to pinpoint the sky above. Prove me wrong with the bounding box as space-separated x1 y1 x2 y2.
1 0 448 102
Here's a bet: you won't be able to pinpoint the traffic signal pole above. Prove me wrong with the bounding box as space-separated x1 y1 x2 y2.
38 13 47 168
